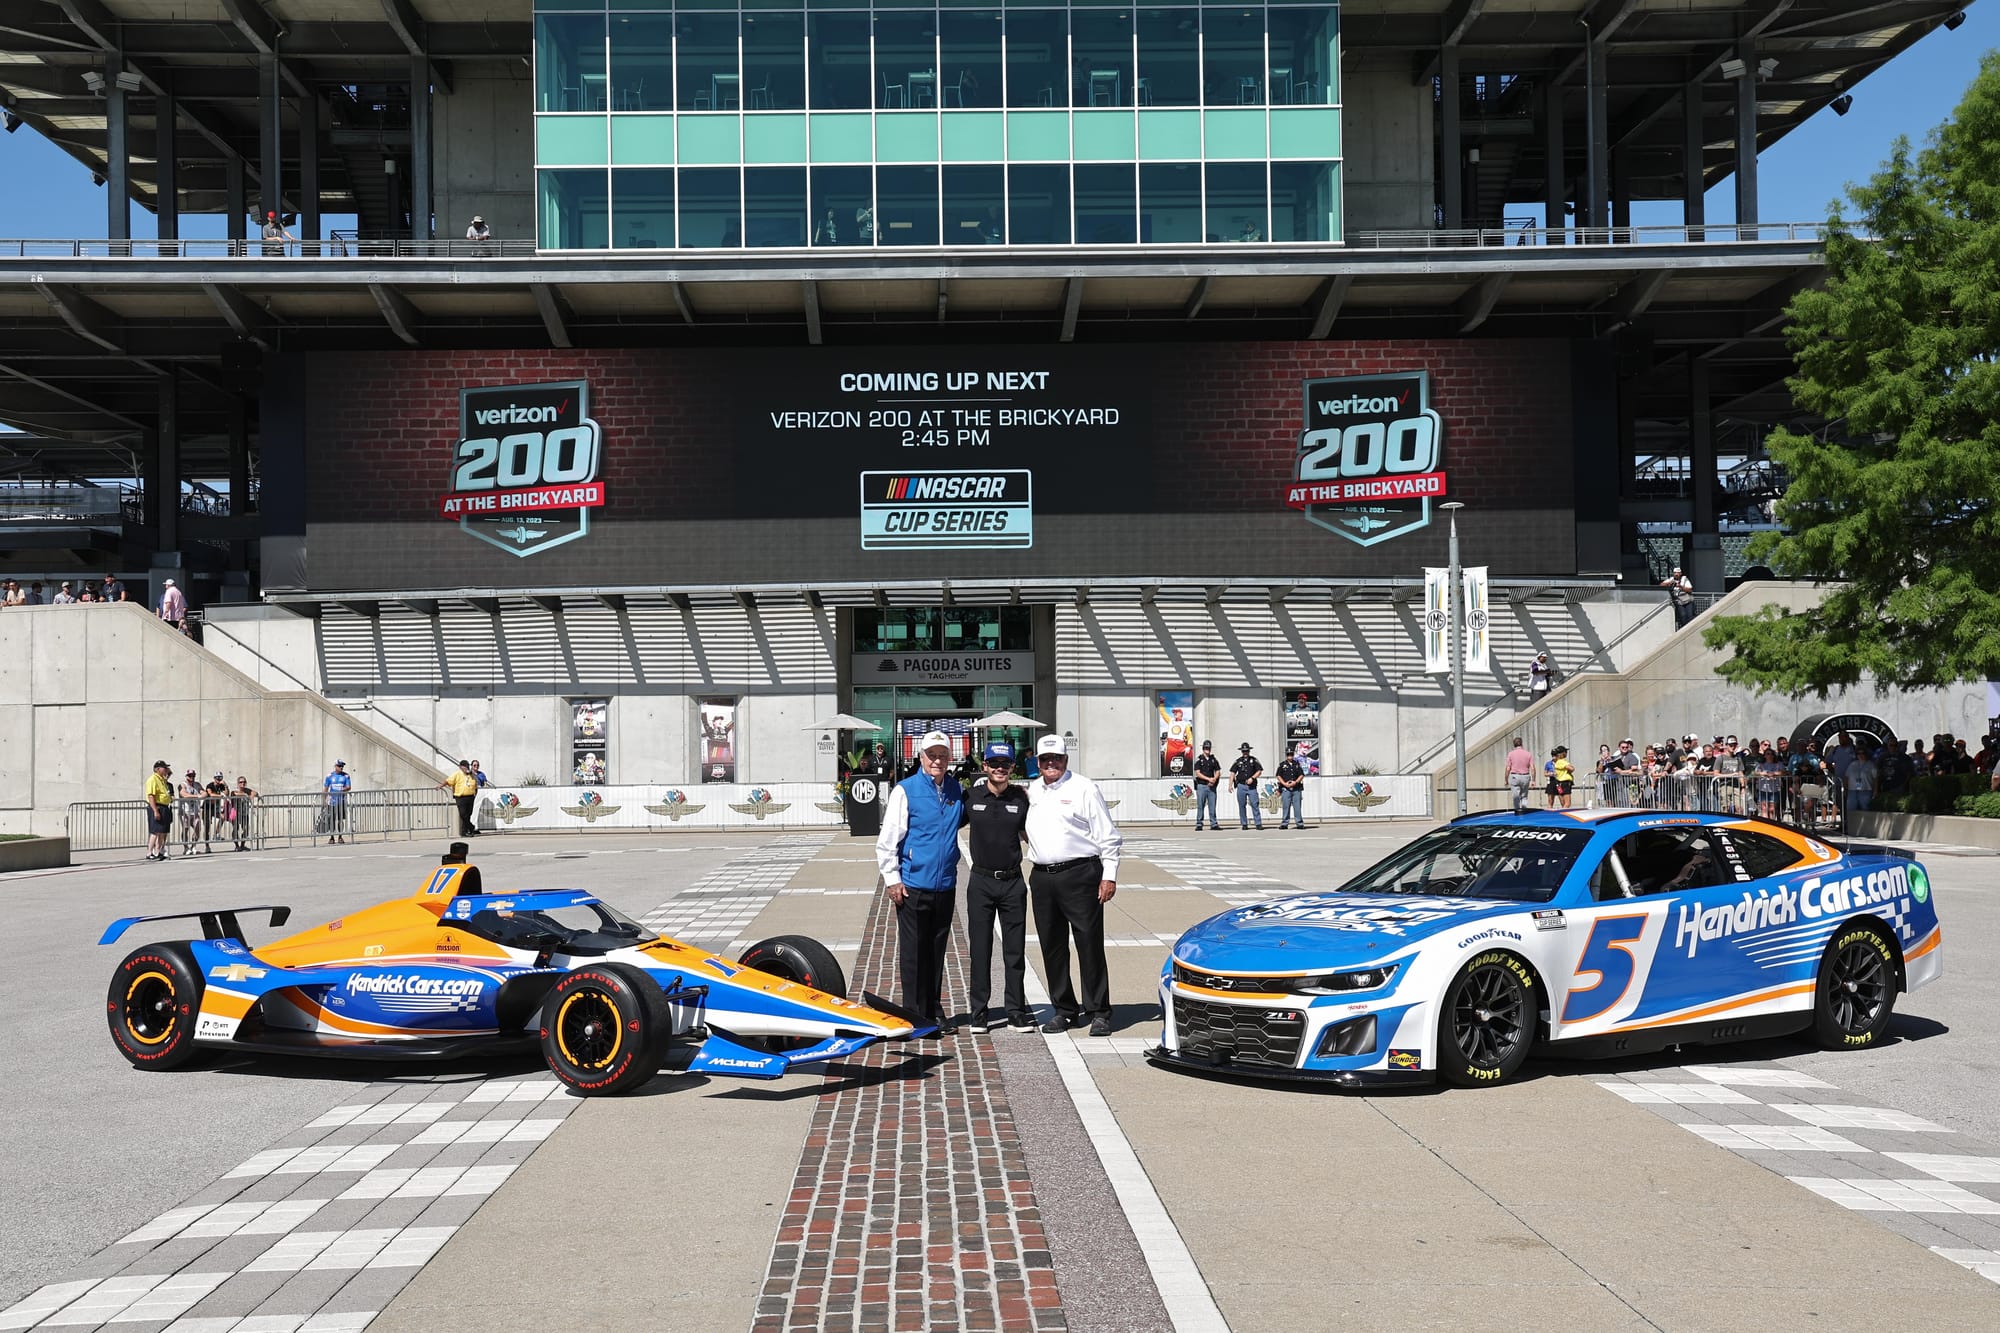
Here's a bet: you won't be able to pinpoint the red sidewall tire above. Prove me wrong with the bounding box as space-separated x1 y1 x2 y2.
539 963 671 1096
107 943 205 1070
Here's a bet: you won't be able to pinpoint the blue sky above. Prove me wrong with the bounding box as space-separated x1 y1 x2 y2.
0 9 1993 239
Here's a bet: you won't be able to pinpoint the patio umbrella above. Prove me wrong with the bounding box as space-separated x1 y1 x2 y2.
807 713 881 731
971 710 1045 729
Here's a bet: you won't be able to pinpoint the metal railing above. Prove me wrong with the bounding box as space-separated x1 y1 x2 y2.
68 788 454 854
0 221 1836 262
1587 770 1849 835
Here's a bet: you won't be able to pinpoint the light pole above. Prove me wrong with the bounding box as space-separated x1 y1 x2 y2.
1442 501 1468 815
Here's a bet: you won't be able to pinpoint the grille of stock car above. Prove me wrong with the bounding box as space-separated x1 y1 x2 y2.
1172 994 1305 1068
1172 962 1290 992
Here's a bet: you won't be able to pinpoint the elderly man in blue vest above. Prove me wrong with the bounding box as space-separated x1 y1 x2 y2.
875 730 967 1034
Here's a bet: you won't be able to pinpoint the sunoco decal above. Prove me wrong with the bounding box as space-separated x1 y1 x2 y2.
1288 371 1447 546
441 379 606 556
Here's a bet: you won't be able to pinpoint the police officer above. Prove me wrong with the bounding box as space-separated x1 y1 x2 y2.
1230 742 1265 830
1274 749 1307 829
960 741 1033 1032
1190 740 1222 830
875 730 965 1034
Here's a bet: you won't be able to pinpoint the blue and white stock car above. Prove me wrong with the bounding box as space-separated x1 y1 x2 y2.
1148 809 1944 1088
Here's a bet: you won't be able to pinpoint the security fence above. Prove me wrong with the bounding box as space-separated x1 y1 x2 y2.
1589 769 1850 835
67 788 455 854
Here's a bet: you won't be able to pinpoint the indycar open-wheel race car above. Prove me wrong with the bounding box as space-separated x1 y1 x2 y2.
103 857 930 1094
1148 809 1944 1088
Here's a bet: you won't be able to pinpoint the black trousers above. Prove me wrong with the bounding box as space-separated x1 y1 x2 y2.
895 886 957 1022
965 870 1029 1020
1031 858 1108 1021
454 793 477 836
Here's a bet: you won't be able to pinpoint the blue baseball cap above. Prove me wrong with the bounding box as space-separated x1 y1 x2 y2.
983 742 1015 762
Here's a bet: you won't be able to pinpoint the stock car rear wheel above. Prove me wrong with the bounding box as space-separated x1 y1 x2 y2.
740 935 848 999
1437 951 1538 1088
1813 923 1898 1050
107 942 205 1070
540 962 672 1096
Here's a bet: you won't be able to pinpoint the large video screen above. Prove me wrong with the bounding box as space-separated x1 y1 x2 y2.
267 341 1589 591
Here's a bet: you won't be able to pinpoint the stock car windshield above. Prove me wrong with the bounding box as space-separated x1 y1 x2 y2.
457 900 656 955
1338 825 1594 902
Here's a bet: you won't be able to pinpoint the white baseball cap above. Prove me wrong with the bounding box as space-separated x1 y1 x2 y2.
918 730 952 752
1036 735 1068 757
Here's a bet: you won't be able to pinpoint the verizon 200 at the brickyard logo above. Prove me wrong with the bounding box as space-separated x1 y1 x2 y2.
1288 370 1447 547
438 380 607 556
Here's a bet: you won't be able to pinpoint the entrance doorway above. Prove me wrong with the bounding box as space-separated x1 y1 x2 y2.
852 685 1039 780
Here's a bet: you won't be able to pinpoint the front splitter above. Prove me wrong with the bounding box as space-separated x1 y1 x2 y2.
1143 1044 1435 1088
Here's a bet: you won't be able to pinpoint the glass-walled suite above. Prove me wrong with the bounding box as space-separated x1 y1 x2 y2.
534 2 1341 250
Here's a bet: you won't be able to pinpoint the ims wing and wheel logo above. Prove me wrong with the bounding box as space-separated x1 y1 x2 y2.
1287 371 1448 547
439 380 608 556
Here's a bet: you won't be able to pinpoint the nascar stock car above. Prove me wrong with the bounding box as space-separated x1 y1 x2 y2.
102 855 931 1094
1149 808 1943 1088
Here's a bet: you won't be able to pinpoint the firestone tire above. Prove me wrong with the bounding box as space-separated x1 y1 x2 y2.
107 942 206 1070
739 935 848 999
1813 922 1899 1050
539 962 672 1096
1436 951 1538 1088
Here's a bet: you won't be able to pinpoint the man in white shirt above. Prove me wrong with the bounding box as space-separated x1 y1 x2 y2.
1024 735 1123 1036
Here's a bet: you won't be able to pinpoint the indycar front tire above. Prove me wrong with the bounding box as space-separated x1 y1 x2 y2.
107 942 205 1070
1812 922 1898 1050
1436 950 1538 1088
540 962 673 1096
739 935 848 998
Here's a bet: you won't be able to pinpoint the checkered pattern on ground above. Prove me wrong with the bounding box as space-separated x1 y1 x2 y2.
2 839 830 1333
754 892 1064 1333
1595 1064 2000 1287
637 834 832 942
1116 837 1301 902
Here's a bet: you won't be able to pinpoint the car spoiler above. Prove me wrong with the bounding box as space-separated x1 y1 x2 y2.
1826 840 1914 861
99 905 292 947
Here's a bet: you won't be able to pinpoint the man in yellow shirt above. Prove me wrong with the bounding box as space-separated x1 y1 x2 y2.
440 759 482 837
143 760 173 862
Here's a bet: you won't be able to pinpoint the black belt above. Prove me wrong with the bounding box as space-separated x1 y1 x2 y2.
972 864 1022 881
1035 855 1101 875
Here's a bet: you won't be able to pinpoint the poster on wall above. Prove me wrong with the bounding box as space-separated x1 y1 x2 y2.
570 697 609 786
699 697 738 783
1158 691 1195 776
1284 690 1321 775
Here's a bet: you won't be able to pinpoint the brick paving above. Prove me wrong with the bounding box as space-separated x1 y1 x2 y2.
755 891 1065 1333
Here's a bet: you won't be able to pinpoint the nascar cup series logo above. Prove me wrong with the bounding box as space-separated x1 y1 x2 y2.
1287 371 1447 547
440 379 607 556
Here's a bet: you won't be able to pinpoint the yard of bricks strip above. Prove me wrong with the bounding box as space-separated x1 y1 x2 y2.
755 891 1064 1333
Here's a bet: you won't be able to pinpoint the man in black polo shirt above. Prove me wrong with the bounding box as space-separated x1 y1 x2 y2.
960 741 1034 1033
1230 742 1265 830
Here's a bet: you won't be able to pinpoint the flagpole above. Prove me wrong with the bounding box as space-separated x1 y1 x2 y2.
1442 501 1467 816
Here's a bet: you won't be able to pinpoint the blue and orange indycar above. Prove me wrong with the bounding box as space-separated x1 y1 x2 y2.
102 855 928 1094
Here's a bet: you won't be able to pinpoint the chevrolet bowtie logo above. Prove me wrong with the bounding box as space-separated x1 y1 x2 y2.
210 963 267 982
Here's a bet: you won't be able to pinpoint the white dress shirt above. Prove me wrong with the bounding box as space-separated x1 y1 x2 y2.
1025 769 1122 880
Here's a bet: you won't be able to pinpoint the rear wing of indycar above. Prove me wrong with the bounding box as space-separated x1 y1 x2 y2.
99 905 292 946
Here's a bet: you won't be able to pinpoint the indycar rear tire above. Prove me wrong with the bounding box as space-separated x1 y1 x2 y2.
1436 950 1537 1088
739 935 848 998
540 962 672 1096
1812 922 1898 1050
107 942 205 1070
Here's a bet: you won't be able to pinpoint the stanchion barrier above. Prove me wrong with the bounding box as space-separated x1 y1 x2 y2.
67 788 454 852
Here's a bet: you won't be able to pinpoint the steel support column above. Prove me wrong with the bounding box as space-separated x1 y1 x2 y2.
226 156 246 242
1542 81 1566 237
1439 47 1462 229
1683 76 1706 236
410 55 432 239
228 394 250 571
1687 360 1721 593
299 92 321 245
155 75 178 243
1733 42 1760 234
153 370 180 556
260 53 283 224
105 54 130 242
1583 34 1609 230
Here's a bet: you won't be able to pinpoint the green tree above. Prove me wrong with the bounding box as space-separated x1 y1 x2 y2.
1706 51 2000 693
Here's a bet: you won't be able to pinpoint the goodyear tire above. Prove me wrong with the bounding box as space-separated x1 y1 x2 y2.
1813 922 1898 1050
540 962 672 1096
1436 951 1537 1088
739 935 848 999
107 942 205 1070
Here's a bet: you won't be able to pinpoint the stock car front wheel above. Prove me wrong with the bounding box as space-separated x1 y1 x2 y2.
1437 951 1538 1088
540 962 672 1095
1812 923 1898 1050
107 942 205 1070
